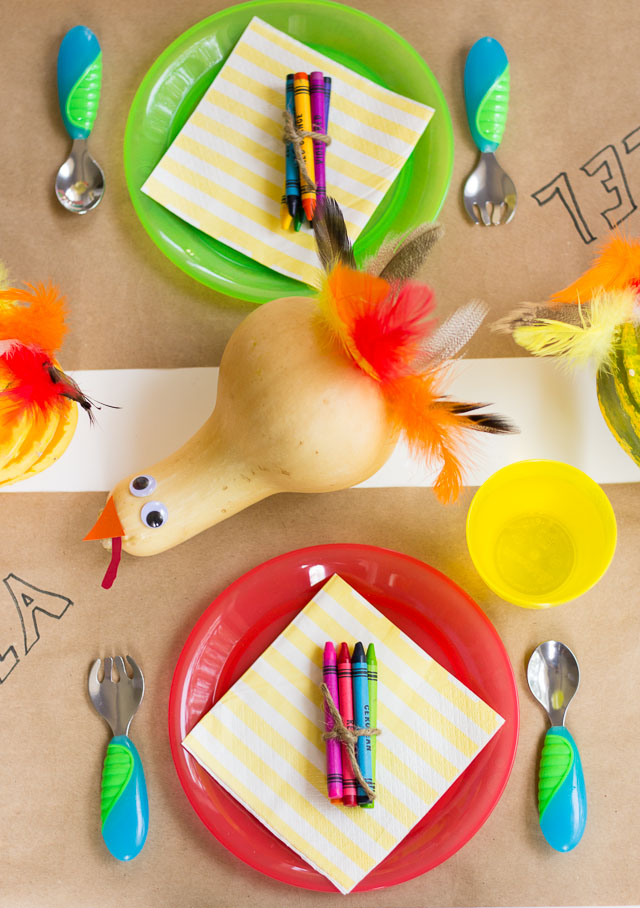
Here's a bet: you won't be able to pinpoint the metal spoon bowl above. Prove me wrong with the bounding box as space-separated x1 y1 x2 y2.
55 138 104 214
527 640 579 727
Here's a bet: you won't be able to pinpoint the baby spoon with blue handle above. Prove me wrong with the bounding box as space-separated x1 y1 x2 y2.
463 36 516 225
527 641 587 851
56 25 104 213
88 656 149 861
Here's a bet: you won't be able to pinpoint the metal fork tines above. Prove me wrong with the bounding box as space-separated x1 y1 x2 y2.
463 152 517 226
89 655 144 736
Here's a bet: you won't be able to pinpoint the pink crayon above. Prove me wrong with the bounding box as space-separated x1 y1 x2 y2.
323 641 343 802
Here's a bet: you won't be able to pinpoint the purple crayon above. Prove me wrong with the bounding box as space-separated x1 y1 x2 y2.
310 72 328 206
323 641 343 803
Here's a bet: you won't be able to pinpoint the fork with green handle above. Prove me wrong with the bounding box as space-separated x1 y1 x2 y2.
88 656 149 860
463 36 516 226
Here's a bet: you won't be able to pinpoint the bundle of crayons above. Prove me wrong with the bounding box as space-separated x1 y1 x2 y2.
323 641 377 808
281 71 332 230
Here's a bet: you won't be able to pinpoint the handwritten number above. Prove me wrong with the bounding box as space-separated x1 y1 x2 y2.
622 125 640 155
581 144 636 229
531 172 596 244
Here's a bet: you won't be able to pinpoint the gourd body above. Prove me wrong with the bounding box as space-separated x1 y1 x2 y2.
597 322 640 465
112 297 398 556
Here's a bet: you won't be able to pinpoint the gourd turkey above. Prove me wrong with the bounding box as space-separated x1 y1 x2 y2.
86 200 513 587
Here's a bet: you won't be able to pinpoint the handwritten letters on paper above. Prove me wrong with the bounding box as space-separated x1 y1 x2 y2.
0 574 73 684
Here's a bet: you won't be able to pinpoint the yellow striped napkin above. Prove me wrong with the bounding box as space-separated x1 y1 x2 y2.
142 17 434 287
183 574 504 893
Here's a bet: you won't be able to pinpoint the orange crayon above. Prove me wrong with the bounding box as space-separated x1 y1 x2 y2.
293 72 316 222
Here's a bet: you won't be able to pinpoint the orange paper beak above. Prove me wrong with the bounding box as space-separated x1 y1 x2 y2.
84 496 125 541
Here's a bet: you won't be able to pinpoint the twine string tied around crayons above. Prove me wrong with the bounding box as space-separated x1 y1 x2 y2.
320 681 380 802
283 110 331 192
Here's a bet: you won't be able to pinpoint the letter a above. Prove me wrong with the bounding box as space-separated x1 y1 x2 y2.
3 574 73 655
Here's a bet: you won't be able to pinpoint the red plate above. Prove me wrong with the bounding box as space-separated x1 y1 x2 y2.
168 544 519 892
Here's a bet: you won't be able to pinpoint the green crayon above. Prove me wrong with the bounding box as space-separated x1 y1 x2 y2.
362 643 377 808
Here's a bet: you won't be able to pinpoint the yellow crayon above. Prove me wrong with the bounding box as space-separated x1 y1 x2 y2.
280 193 293 230
293 72 316 221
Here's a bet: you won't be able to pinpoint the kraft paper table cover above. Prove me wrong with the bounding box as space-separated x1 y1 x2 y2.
141 16 434 287
182 574 504 894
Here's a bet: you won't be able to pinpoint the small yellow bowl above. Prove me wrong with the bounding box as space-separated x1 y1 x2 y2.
466 460 617 608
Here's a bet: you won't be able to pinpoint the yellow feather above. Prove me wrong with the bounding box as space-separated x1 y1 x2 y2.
512 288 636 369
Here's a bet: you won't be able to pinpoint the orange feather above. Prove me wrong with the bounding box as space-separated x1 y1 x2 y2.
0 281 95 422
319 264 435 380
313 201 513 502
552 234 640 303
0 282 67 353
385 371 477 502
318 265 390 377
317 262 513 501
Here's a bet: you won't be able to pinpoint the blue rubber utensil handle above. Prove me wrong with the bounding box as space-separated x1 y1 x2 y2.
101 735 148 861
57 26 102 140
464 36 510 153
538 726 587 852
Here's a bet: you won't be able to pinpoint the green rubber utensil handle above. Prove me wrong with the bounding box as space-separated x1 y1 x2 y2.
57 26 102 140
464 36 510 153
538 726 587 852
101 735 149 861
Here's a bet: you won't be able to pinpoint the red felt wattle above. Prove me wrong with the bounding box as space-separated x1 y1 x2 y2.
101 536 123 590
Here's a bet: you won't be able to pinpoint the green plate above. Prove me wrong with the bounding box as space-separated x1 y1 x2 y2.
123 0 454 303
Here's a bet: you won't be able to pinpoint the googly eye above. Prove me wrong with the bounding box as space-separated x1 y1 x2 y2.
140 501 168 529
129 474 157 497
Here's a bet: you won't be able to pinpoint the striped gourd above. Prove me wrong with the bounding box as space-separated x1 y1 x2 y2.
597 323 640 464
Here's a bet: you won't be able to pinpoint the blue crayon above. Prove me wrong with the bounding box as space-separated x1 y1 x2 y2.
285 74 301 220
323 76 332 137
352 641 373 805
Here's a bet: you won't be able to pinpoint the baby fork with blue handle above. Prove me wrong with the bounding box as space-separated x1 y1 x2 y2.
527 641 587 852
88 656 149 861
56 25 104 213
463 36 516 225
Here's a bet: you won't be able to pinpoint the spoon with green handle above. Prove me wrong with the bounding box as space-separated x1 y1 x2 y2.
527 641 587 851
56 26 104 213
